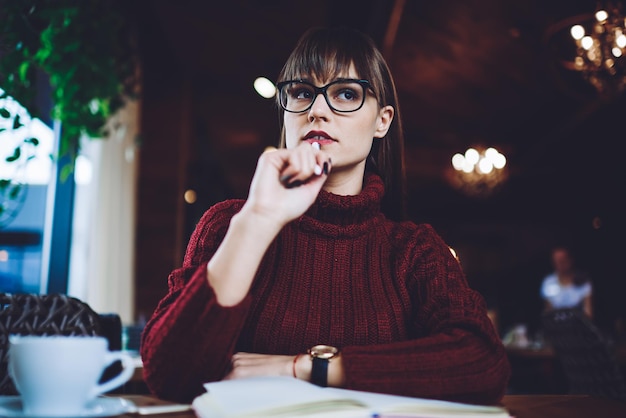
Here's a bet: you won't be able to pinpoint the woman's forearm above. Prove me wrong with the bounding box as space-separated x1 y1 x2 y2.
207 206 284 307
341 328 510 404
294 352 346 387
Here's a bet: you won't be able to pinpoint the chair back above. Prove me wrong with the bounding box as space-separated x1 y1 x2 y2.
0 293 104 395
542 307 626 401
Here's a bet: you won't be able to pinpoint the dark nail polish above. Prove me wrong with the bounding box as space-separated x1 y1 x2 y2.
280 174 293 185
323 162 329 175
286 180 303 189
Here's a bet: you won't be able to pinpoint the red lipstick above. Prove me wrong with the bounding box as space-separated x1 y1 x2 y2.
303 130 335 146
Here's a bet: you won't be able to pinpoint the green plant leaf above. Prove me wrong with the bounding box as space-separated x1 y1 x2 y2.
0 108 10 118
12 114 23 130
18 61 30 82
60 163 74 182
6 147 21 162
9 184 22 200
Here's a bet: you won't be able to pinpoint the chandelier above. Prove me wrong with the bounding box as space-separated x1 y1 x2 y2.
446 147 508 198
552 1 626 94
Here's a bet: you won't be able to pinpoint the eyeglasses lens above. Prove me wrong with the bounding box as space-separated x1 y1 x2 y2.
280 81 366 112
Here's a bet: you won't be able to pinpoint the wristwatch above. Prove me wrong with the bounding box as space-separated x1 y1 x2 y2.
308 344 339 387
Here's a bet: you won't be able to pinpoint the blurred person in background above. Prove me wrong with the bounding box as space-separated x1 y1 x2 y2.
540 246 592 318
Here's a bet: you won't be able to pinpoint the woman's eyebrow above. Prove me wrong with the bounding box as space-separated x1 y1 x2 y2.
296 76 360 85
332 77 360 82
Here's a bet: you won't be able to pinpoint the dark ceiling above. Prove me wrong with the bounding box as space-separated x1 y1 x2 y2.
138 0 625 231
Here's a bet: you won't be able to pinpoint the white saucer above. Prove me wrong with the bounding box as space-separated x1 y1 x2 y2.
0 396 131 417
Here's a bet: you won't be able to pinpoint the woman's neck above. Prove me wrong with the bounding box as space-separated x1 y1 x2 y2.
322 164 366 196
557 273 574 284
324 170 365 196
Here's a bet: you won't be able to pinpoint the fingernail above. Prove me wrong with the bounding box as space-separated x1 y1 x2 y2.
314 164 322 176
280 174 293 185
311 142 320 150
286 180 302 189
323 162 329 175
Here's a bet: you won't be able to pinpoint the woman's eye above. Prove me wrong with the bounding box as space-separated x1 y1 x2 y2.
336 88 359 101
292 88 313 100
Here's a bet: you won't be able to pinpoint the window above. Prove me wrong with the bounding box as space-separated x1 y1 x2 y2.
0 88 54 293
1 87 138 324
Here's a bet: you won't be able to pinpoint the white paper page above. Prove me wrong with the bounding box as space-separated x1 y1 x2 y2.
201 376 369 417
324 388 511 418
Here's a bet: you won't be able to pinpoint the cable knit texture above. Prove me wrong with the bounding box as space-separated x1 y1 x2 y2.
140 173 510 404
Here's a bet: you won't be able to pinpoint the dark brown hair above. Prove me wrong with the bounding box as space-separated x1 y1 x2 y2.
276 26 407 221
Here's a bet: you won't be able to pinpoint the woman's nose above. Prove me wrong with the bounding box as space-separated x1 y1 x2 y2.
308 93 331 121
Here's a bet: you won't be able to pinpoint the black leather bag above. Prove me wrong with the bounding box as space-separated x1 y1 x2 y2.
0 293 103 395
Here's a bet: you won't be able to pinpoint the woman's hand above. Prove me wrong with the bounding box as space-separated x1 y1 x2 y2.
207 142 331 307
243 142 331 227
224 351 345 387
224 352 295 380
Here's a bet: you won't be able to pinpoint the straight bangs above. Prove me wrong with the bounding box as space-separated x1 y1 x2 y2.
277 27 386 106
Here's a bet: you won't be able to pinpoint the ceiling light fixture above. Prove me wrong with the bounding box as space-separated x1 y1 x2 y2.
547 1 626 95
447 147 508 198
253 77 277 99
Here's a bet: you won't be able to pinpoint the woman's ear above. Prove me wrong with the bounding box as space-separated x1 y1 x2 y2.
374 105 394 139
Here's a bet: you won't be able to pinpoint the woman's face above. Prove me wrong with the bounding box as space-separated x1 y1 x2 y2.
553 249 573 275
283 64 393 180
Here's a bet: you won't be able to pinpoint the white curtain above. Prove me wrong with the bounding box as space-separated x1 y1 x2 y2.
68 100 140 324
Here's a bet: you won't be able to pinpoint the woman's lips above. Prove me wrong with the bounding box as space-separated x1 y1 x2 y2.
305 138 334 146
303 131 335 146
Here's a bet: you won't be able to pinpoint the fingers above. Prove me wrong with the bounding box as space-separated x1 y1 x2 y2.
245 145 331 224
280 142 332 188
226 352 293 380
311 142 323 175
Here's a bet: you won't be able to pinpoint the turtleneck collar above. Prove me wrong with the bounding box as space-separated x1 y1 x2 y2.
295 172 385 236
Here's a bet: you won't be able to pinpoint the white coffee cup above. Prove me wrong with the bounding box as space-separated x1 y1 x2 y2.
8 335 135 416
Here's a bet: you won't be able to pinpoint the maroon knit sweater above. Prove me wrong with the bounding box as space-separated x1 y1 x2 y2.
140 174 510 404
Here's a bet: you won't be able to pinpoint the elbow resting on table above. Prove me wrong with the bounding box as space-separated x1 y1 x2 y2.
469 345 511 405
142 358 207 404
434 331 512 405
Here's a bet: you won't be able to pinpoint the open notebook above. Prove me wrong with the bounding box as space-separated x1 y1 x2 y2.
192 376 511 418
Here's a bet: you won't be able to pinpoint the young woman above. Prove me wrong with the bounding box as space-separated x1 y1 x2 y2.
541 246 593 318
141 26 510 405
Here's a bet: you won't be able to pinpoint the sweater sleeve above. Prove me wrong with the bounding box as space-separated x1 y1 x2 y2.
341 224 510 405
140 200 253 403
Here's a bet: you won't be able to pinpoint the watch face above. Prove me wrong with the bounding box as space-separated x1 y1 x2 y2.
309 344 339 360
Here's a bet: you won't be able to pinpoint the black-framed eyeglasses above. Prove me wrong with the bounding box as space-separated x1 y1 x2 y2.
277 78 372 113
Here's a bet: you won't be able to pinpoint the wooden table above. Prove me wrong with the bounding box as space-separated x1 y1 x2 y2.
503 395 626 417
117 394 626 417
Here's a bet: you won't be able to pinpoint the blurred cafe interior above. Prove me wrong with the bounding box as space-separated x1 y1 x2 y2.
1 0 625 397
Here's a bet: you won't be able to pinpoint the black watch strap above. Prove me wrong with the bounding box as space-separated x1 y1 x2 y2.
311 356 329 387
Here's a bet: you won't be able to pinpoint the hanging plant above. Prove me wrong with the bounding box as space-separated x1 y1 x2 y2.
0 0 139 226
0 0 140 163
